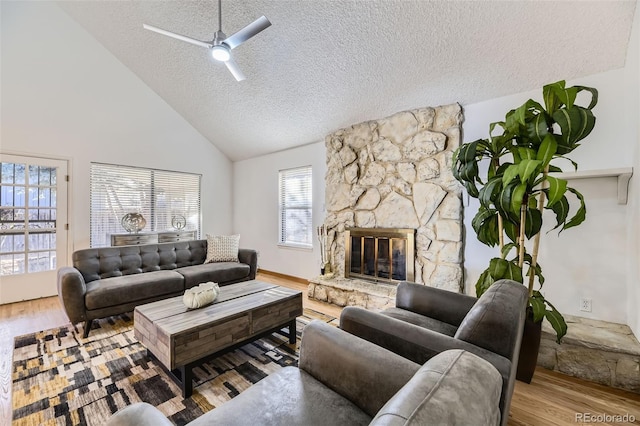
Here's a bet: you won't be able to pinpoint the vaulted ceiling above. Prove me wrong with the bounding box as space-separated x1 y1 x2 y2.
58 1 637 161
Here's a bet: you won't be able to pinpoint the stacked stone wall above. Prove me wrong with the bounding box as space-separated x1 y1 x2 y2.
323 104 464 292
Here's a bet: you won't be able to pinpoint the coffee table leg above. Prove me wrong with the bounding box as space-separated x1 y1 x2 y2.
288 319 297 344
178 365 193 398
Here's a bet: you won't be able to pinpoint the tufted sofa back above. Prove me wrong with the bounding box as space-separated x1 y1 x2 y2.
73 240 208 284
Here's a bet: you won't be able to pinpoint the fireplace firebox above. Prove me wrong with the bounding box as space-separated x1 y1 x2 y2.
344 228 415 283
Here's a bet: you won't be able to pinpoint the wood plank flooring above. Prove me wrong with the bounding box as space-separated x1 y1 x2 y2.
1 272 639 425
0 296 69 426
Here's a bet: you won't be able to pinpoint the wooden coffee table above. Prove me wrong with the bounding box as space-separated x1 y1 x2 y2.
133 280 303 397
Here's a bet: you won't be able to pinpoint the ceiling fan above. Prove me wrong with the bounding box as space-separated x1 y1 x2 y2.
143 0 271 81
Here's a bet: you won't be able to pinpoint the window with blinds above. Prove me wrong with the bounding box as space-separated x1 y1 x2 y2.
278 166 312 248
90 163 201 247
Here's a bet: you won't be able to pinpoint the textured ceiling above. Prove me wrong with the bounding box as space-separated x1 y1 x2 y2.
58 0 637 161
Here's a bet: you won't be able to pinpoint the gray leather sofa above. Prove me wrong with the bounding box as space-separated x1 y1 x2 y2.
106 321 503 426
57 240 257 337
339 279 528 426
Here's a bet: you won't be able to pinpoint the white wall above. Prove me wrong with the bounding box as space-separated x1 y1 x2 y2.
462 30 639 325
626 3 640 337
233 142 326 279
1 2 233 254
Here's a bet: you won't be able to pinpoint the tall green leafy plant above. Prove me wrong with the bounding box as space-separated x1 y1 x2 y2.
452 81 598 342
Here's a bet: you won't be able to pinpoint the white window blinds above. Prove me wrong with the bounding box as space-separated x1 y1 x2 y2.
90 163 201 247
278 166 312 248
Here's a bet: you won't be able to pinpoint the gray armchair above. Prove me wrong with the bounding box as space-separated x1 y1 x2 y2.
340 279 528 426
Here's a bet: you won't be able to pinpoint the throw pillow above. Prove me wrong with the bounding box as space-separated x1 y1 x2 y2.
205 234 240 263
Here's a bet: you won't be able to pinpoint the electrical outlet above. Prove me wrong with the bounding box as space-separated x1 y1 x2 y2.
580 297 592 312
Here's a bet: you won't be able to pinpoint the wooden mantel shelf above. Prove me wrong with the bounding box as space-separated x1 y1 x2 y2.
551 167 633 205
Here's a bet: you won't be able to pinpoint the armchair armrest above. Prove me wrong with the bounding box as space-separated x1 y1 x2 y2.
299 320 420 418
106 402 172 426
238 248 257 279
396 281 477 327
57 267 88 324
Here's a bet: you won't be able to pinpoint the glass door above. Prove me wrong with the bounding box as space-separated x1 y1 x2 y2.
0 154 68 304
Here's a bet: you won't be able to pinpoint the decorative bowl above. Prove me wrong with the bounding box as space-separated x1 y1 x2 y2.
121 213 146 233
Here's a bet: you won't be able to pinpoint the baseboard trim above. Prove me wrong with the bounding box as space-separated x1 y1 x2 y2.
258 269 309 285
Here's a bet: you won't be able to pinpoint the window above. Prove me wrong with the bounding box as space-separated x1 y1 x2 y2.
90 163 201 247
1 159 64 275
278 166 312 248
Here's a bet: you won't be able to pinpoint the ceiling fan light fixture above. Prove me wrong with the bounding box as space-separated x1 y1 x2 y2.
143 0 271 80
211 45 230 62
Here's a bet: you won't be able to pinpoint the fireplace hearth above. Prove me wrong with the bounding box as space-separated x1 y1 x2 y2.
345 228 415 283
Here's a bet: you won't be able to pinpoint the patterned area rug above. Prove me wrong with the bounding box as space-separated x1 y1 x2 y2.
12 309 337 426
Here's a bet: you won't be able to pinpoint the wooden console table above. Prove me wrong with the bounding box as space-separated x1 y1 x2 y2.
110 230 196 246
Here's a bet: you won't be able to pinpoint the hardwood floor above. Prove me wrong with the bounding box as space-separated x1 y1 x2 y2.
1 272 638 425
0 295 69 426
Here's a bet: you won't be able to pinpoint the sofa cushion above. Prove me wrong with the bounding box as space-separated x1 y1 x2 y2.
178 262 250 288
84 270 185 310
382 308 458 337
188 367 371 426
370 349 502 426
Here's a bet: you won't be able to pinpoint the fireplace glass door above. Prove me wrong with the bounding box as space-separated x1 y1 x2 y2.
345 228 415 283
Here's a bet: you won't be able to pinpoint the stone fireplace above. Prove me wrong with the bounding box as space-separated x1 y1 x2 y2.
308 104 464 309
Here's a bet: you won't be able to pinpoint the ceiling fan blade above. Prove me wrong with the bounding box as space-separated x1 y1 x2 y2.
143 24 212 49
223 16 271 50
225 57 246 81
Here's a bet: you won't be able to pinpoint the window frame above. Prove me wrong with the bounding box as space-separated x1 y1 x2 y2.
278 166 313 250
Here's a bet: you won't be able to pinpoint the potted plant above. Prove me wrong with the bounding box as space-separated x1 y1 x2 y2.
452 80 598 382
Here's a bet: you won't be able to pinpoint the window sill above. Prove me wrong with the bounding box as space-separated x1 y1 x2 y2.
278 243 313 252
